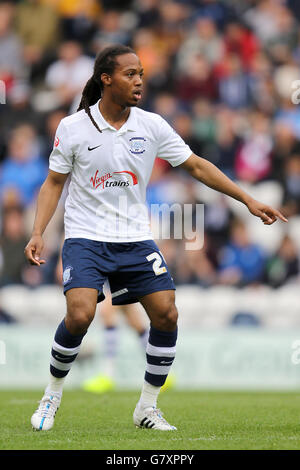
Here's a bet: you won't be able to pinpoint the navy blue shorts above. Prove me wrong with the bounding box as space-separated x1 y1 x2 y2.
61 238 175 305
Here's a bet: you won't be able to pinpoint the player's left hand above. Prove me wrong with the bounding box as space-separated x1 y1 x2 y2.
246 199 288 225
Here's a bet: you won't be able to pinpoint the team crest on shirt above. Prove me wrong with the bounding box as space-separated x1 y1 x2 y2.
63 266 73 285
129 137 146 155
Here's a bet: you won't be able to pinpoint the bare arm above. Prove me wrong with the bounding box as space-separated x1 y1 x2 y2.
24 170 69 266
180 154 288 224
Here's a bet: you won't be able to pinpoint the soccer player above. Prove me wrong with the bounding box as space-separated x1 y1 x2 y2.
25 44 287 431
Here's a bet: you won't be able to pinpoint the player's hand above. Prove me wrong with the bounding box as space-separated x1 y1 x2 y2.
24 235 46 266
246 199 288 225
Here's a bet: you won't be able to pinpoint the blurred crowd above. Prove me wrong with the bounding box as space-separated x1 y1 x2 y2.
0 0 300 294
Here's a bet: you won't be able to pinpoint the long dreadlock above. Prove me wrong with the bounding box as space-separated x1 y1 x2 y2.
77 45 135 133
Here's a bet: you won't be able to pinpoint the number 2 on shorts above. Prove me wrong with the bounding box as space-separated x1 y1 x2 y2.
146 252 167 276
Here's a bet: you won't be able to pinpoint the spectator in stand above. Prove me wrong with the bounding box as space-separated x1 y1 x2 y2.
218 218 266 287
271 121 300 183
52 0 101 44
0 205 28 286
45 40 94 108
264 234 300 288
248 51 276 114
0 2 31 160
135 0 160 28
144 53 174 101
275 97 300 141
264 5 298 61
281 154 300 216
176 54 218 103
204 194 232 253
212 107 240 179
0 0 297 294
223 21 260 69
132 28 167 80
191 98 216 149
92 10 131 51
0 124 48 208
180 235 217 287
243 1 285 47
0 2 27 100
172 112 203 157
176 16 223 71
217 53 252 109
15 0 60 82
151 92 180 123
193 0 235 30
245 2 297 62
162 234 217 287
235 111 273 183
155 0 188 56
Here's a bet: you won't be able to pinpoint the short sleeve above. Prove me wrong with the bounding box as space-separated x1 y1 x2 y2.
49 120 73 174
156 118 192 167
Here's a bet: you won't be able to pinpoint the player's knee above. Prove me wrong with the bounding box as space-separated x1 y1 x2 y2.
66 302 95 335
155 303 178 331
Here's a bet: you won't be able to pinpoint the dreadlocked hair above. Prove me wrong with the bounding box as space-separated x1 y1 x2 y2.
77 44 135 133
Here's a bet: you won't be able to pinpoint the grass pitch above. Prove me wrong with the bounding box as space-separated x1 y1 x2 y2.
0 389 300 450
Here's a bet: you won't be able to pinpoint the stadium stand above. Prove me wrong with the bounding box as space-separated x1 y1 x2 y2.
0 0 299 330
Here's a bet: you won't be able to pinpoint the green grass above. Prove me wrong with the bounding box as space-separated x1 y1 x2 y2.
0 390 300 450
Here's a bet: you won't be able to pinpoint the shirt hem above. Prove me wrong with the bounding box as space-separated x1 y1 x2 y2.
64 233 154 243
49 164 72 174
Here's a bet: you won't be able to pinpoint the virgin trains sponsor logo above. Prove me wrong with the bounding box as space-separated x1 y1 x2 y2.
90 170 138 190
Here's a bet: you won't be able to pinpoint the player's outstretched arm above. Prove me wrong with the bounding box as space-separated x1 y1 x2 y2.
180 153 288 225
24 170 69 266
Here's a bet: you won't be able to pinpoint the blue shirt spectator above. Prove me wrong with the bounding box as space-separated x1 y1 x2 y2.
0 124 48 207
218 219 266 286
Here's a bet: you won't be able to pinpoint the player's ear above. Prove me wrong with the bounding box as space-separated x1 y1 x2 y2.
100 73 112 87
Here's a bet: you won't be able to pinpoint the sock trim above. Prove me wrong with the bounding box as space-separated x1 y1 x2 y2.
146 343 176 357
146 364 172 375
52 340 81 356
50 356 73 372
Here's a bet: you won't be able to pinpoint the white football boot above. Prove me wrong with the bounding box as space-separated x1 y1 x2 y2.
31 393 61 431
133 404 177 431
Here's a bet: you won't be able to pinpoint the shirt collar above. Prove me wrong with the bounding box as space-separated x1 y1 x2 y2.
91 99 138 132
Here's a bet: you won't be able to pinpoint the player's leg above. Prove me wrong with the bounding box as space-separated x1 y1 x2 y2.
31 287 98 431
108 239 177 429
122 299 174 391
133 289 178 431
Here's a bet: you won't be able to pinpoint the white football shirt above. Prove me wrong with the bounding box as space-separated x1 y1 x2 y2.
49 100 192 242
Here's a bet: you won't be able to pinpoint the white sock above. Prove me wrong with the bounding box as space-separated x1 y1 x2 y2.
45 373 65 395
138 381 161 409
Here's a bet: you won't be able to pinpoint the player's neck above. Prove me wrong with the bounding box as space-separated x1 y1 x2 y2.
99 98 130 130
